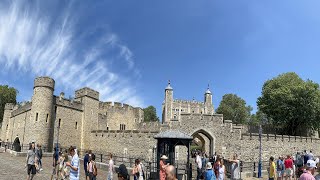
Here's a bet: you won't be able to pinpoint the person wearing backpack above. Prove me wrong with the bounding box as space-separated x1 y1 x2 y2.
87 154 97 180
276 157 284 180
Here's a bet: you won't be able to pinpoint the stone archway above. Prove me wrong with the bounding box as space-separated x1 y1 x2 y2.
191 129 215 156
13 137 21 152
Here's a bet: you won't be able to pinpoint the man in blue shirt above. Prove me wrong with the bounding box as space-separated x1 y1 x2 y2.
83 151 89 180
66 146 80 180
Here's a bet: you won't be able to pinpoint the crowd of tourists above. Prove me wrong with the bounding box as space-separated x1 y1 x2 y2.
193 151 240 180
268 150 320 180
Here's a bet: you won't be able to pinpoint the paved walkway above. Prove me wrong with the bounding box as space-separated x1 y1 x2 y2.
0 150 111 180
0 149 272 180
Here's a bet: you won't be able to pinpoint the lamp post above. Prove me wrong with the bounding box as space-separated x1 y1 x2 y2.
258 125 262 178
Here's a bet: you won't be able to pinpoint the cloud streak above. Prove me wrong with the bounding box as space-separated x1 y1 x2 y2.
0 1 144 107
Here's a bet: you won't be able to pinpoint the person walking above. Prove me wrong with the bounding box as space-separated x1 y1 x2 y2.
229 153 240 180
196 152 203 180
87 154 97 180
66 146 80 180
26 142 37 180
36 144 43 171
277 156 285 180
218 159 226 180
107 153 114 180
159 155 169 180
284 155 294 180
269 156 276 180
204 162 216 180
84 151 90 180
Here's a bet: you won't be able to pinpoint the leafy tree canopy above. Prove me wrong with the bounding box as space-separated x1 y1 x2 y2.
0 85 18 125
143 106 160 122
257 72 320 136
216 94 251 124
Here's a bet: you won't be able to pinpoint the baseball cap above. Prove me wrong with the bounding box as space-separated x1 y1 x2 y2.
307 160 317 168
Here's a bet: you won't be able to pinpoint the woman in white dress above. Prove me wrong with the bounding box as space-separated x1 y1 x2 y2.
218 160 226 180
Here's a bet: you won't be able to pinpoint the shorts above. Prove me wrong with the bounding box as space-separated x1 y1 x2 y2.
277 170 284 177
85 170 89 176
27 164 36 175
285 168 293 176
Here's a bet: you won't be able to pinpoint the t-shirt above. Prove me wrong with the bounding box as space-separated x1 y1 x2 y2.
108 159 114 174
269 162 276 178
196 155 202 169
205 169 215 180
27 150 36 165
284 159 293 169
276 160 284 171
299 172 315 180
70 154 80 180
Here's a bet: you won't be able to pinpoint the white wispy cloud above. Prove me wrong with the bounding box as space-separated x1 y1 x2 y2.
0 1 144 107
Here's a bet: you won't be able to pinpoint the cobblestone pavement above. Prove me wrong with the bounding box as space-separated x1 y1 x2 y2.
0 150 111 180
0 150 275 180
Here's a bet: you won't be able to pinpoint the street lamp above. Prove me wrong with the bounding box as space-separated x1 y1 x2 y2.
258 125 262 178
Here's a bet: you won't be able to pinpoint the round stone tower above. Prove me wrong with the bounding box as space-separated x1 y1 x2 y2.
27 77 55 151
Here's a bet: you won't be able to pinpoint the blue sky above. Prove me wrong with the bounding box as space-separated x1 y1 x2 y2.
1 0 320 118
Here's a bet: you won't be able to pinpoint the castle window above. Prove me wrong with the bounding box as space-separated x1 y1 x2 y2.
55 106 57 113
120 124 122 130
124 125 126 130
107 127 109 130
46 114 49 123
35 113 38 121
6 124 8 130
58 118 61 128
75 122 78 129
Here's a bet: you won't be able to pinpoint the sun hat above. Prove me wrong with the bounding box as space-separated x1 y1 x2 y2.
307 160 317 168
160 155 168 160
206 162 212 169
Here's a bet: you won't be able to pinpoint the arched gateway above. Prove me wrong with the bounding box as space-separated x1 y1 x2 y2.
191 129 215 156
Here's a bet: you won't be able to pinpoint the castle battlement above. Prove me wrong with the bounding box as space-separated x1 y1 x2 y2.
99 101 141 111
34 76 55 90
173 99 204 104
4 103 15 110
54 96 83 111
11 102 32 117
75 87 99 100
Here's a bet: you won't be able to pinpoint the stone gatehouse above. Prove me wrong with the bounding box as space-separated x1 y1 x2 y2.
1 76 320 163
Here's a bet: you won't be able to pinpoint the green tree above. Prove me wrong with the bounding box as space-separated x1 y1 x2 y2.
143 106 160 122
257 72 320 136
216 94 251 124
0 85 18 125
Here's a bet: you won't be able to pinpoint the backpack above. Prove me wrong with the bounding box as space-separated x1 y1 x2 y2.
93 163 98 176
296 155 303 166
277 160 283 170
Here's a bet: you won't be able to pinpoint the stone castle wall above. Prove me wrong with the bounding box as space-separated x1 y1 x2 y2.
89 130 158 159
53 105 83 150
99 102 143 130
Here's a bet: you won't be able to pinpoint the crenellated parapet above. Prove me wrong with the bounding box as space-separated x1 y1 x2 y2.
75 87 99 100
173 99 204 104
11 102 32 117
99 101 142 111
54 96 83 111
4 103 15 110
34 76 55 90
91 129 160 138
